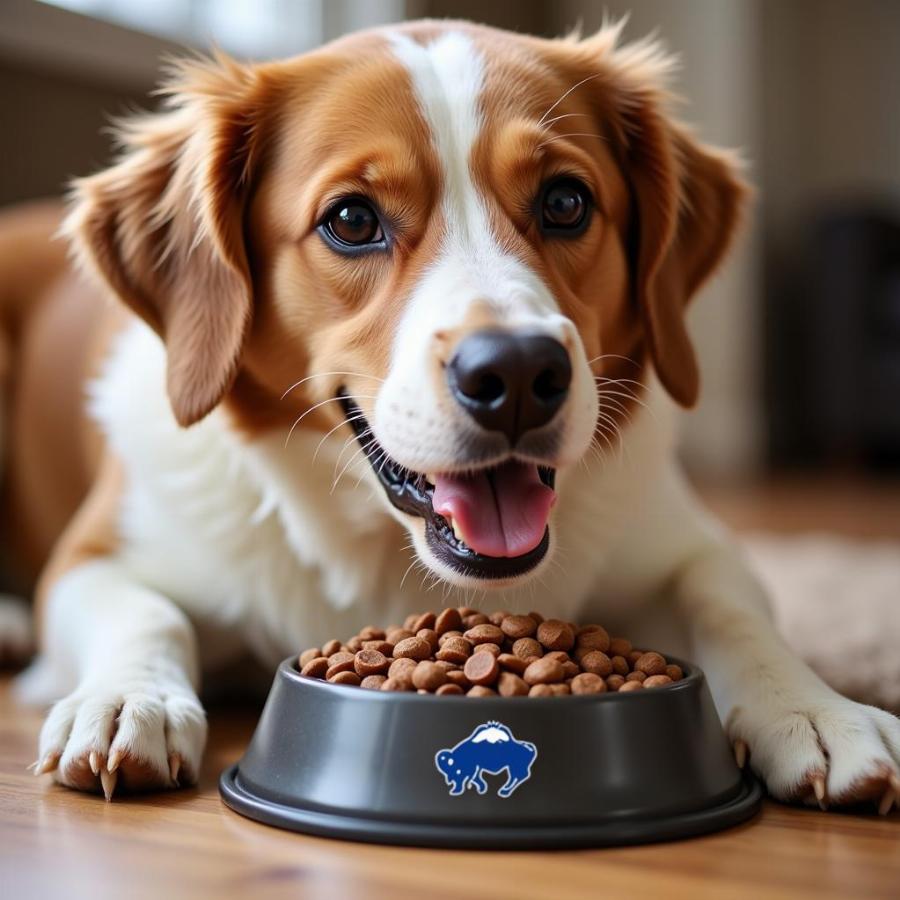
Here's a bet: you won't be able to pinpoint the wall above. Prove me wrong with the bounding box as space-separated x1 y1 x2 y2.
759 0 900 466
0 0 182 206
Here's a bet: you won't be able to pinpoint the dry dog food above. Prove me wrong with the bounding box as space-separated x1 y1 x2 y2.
297 608 684 698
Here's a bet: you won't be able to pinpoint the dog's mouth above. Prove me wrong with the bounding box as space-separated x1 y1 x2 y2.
338 394 555 580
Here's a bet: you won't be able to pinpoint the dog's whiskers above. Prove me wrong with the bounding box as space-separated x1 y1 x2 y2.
595 391 630 416
331 438 377 494
596 381 658 423
537 71 604 128
594 374 645 389
312 414 366 464
284 394 378 449
536 132 608 150
281 372 384 401
399 556 423 593
585 353 641 369
591 424 618 465
334 426 372 473
539 111 591 130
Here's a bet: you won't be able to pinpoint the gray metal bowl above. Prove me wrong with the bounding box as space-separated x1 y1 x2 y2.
220 656 761 848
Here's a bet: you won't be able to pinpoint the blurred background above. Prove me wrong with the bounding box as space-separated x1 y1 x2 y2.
1 0 899 538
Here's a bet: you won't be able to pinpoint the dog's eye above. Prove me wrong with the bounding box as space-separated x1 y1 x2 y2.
322 199 384 249
539 178 591 234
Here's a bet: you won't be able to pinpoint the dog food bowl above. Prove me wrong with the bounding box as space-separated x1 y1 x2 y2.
220 656 761 848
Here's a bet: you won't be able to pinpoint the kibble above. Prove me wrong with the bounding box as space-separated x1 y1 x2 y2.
387 628 414 644
327 650 354 670
412 612 436 632
537 619 575 651
392 637 432 660
576 625 610 653
611 655 630 676
497 671 530 697
388 657 417 679
354 649 389 677
523 656 565 685
571 672 607 694
529 683 554 697
580 650 613 677
497 653 528 675
500 615 537 639
300 656 329 678
465 623 505 645
297 608 684 697
434 607 462 635
412 661 448 691
635 652 667 676
435 636 472 664
299 647 321 667
416 628 439 651
464 651 500 686
446 669 470 688
467 686 497 697
512 637 543 660
665 664 683 682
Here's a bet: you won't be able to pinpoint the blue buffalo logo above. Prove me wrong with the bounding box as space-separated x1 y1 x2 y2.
434 721 538 798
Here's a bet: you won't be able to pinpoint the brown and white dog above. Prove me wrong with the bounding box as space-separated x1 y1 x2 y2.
2 20 898 809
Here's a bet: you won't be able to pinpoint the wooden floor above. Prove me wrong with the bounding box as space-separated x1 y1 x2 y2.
2 477 899 899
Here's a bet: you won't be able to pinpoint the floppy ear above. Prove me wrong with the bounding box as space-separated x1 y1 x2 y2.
624 108 748 406
64 55 266 426
578 25 749 406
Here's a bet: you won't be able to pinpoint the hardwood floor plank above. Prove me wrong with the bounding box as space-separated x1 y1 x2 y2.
2 678 898 899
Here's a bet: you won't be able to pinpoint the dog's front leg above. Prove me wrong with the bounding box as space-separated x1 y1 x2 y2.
672 544 900 812
32 559 206 799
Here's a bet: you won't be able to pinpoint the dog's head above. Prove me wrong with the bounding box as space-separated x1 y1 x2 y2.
66 21 746 590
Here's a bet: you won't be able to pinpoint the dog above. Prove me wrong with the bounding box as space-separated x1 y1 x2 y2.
1 19 898 811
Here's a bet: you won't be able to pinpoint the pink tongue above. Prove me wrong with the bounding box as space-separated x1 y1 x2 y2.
432 462 555 558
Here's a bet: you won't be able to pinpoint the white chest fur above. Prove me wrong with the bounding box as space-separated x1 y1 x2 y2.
91 323 680 668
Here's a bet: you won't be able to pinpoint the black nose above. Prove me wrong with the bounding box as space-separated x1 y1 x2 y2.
447 330 572 445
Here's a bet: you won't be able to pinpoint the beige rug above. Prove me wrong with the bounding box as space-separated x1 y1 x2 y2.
744 533 900 713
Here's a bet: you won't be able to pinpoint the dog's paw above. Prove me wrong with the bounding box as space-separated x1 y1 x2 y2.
729 695 900 814
34 678 207 799
0 595 34 665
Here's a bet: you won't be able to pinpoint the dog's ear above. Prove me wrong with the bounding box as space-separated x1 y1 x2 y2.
577 26 749 407
65 54 267 426
623 109 748 407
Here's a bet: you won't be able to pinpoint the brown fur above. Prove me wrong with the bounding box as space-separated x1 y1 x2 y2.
1 21 746 594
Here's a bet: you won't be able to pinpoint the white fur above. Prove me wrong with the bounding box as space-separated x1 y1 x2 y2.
380 31 597 473
35 558 206 788
22 31 900 804
379 32 599 583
